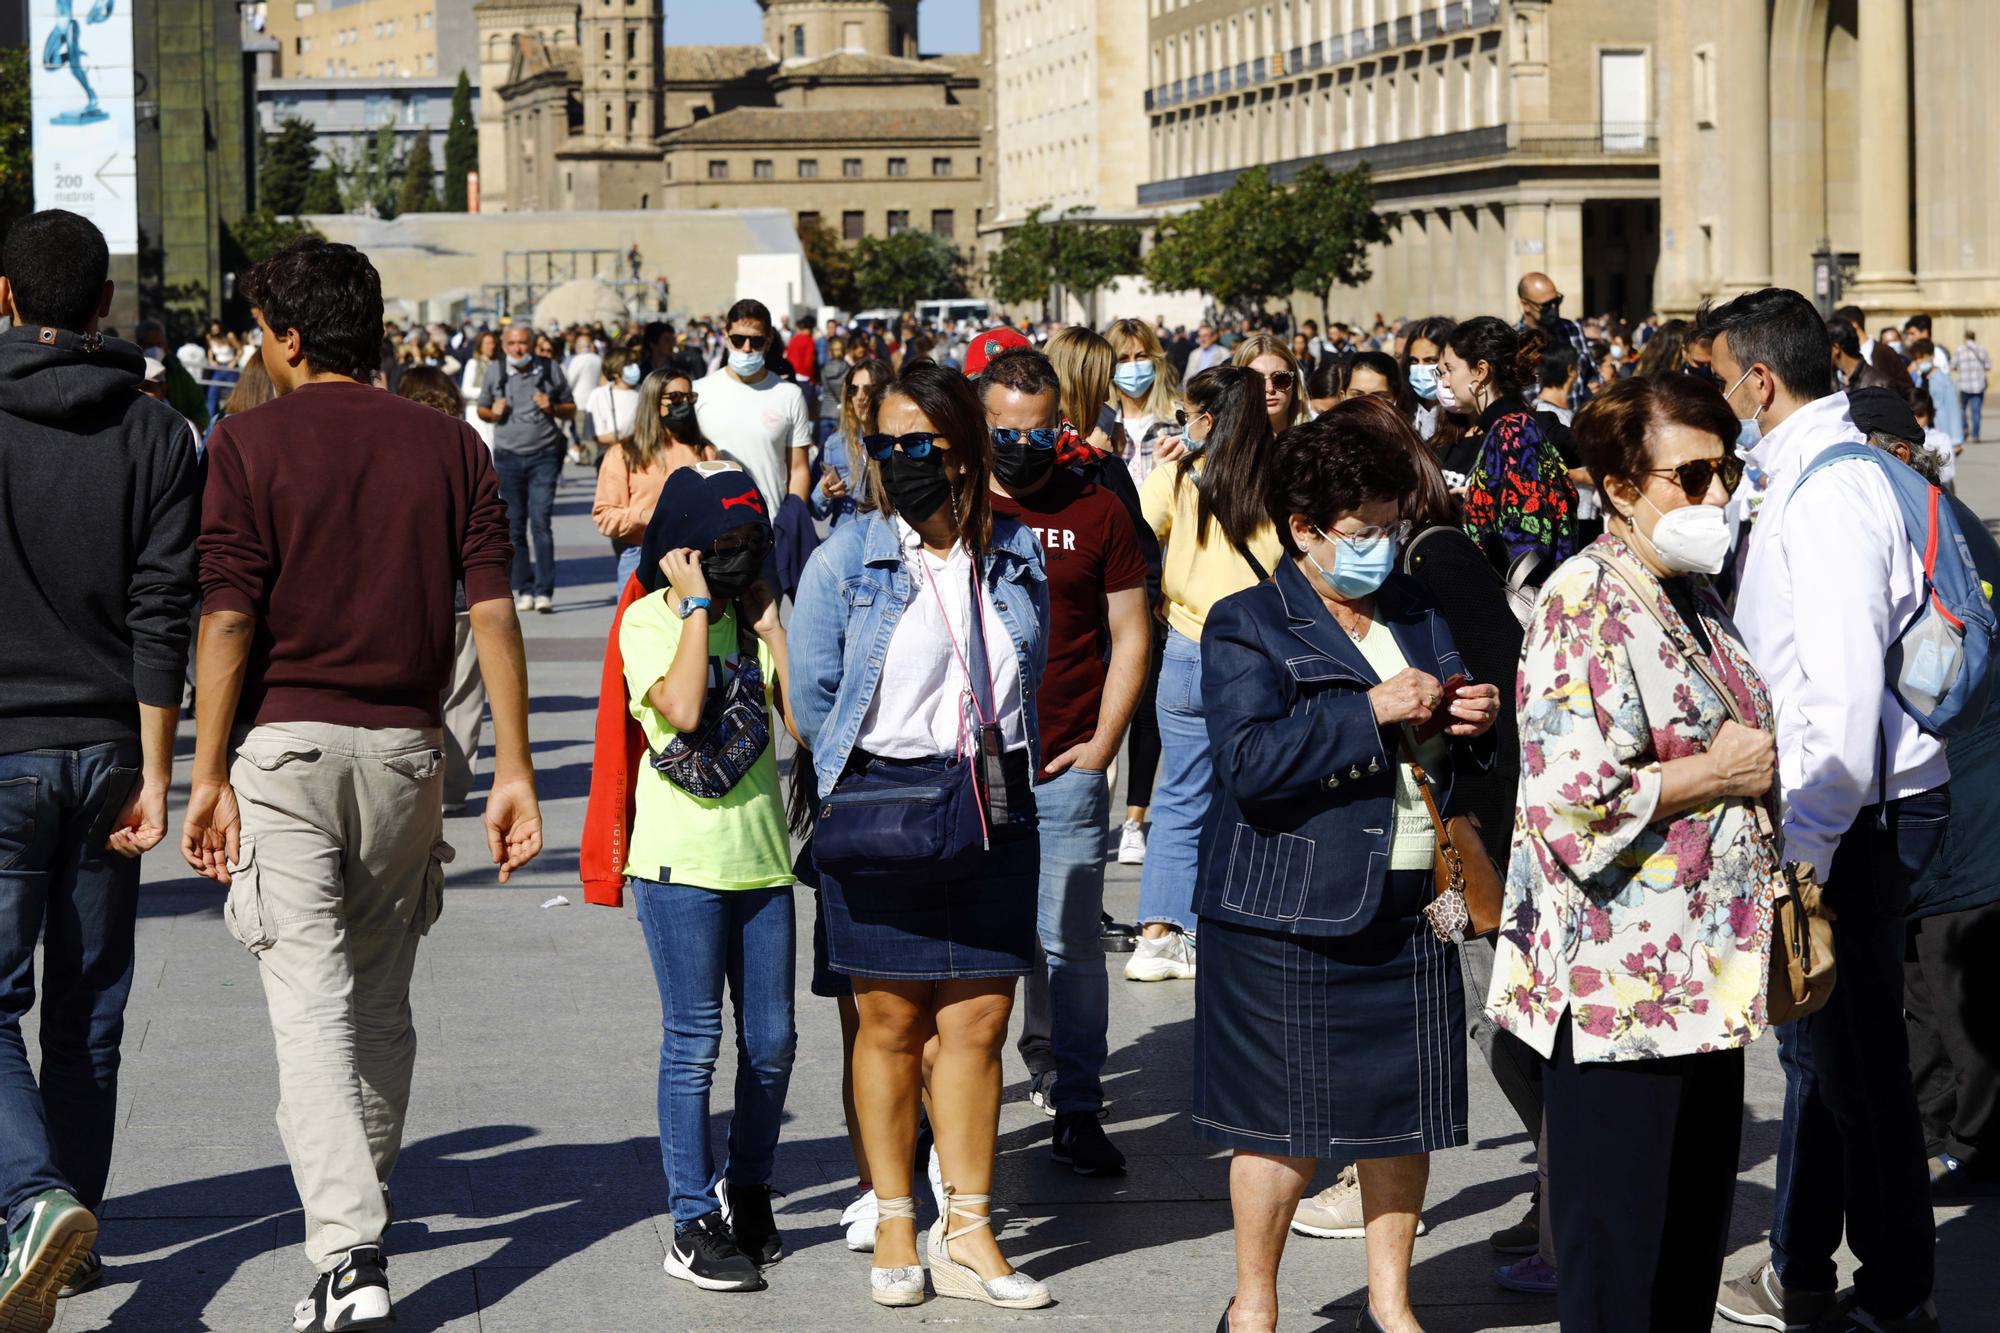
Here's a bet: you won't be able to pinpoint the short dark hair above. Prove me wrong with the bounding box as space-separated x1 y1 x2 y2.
1906 313 1932 334
1826 317 1861 359
1912 387 1936 421
799 314 816 330
2 209 109 332
1267 398 1419 557
243 237 384 381
1696 287 1834 401
643 319 673 348
724 298 771 331
1538 342 1580 390
1573 373 1738 500
1835 304 1866 329
975 346 1060 407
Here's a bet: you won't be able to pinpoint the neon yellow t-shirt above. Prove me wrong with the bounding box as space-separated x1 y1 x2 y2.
1349 616 1446 872
619 591 793 890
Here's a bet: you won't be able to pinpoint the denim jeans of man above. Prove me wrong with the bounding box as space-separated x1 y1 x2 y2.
1015 766 1111 1115
1136 629 1208 935
0 742 141 1258
491 446 562 599
1963 392 1983 443
1770 787 1951 1318
632 880 797 1226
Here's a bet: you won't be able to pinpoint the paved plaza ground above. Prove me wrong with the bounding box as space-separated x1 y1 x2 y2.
33 446 2000 1331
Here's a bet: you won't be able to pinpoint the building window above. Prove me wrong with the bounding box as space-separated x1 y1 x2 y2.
887 157 907 177
798 158 819 178
887 210 909 234
842 210 865 240
930 209 954 237
627 30 637 60
799 210 822 233
842 157 863 178
931 157 952 176
708 160 729 179
792 25 805 58
753 159 774 179
1692 44 1717 128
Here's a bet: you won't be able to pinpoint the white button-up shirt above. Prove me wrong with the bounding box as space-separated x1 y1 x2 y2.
1735 392 1950 877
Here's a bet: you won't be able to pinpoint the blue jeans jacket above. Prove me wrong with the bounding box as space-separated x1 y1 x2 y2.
809 430 862 527
791 509 1049 800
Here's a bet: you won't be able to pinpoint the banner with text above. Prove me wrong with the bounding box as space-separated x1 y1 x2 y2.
29 0 138 255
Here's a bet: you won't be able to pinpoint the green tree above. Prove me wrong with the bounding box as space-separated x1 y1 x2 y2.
985 206 1059 317
228 210 323 266
341 124 404 219
0 47 35 237
1051 212 1141 327
443 69 476 211
1287 163 1388 326
397 129 438 215
302 164 344 214
852 229 963 312
258 116 321 215
798 217 857 309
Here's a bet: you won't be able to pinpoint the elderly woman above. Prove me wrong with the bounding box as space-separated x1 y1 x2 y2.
1488 374 1780 1332
1197 403 1502 1333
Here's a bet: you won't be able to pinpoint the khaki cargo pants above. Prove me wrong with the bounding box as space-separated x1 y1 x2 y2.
222 722 453 1271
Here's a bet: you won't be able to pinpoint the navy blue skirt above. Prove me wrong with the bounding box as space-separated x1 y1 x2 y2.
1192 870 1468 1160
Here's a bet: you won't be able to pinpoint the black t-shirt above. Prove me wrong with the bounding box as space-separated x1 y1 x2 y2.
1438 433 1482 488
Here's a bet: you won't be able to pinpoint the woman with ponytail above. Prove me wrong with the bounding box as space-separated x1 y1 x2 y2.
1440 317 1578 576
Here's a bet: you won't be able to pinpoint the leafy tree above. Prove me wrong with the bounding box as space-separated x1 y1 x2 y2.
1288 163 1388 326
397 129 438 216
228 210 323 266
986 206 1058 317
302 165 344 214
853 229 963 312
340 124 404 219
259 116 321 215
0 47 35 236
986 206 1140 325
443 69 477 211
1052 213 1140 327
798 217 857 309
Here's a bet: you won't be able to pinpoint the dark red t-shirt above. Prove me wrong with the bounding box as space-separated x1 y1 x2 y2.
991 468 1148 776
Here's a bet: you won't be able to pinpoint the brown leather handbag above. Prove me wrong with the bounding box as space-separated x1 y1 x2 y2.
1403 741 1503 942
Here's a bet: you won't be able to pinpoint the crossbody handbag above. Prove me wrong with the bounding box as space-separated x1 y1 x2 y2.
1581 546 1833 1025
813 556 1024 886
647 625 771 799
1401 736 1504 943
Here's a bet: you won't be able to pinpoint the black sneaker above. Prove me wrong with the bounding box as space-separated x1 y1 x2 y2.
1099 913 1139 952
292 1246 393 1332
1489 1192 1539 1255
663 1213 765 1292
716 1179 784 1267
1052 1112 1127 1177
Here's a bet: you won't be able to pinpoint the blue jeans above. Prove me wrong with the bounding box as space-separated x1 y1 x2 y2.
1137 629 1208 935
492 446 562 599
1017 766 1111 1114
631 879 797 1226
0 743 141 1253
205 367 239 418
1771 787 1950 1316
1965 391 1984 443
614 544 642 591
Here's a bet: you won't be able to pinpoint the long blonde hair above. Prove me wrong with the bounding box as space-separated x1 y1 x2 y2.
1231 331 1305 430
1046 326 1114 433
840 356 892 445
1104 317 1181 419
627 370 699 471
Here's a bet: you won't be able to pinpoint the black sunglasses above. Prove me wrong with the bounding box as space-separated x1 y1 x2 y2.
711 529 770 556
1644 456 1745 500
726 332 763 350
990 426 1060 450
663 390 696 406
862 431 944 461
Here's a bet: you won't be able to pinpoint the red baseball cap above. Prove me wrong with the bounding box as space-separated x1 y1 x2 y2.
962 325 1031 377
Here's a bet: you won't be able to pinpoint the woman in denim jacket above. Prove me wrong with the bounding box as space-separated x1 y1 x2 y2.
790 361 1052 1312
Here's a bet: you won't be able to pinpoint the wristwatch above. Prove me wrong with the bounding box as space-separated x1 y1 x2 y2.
677 595 713 620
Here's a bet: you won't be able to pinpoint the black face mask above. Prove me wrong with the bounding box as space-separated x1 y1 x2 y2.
883 449 953 523
703 544 762 601
664 403 699 438
991 435 1055 491
1536 297 1563 327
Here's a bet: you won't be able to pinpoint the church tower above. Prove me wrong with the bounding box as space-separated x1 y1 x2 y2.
579 0 660 147
759 0 921 66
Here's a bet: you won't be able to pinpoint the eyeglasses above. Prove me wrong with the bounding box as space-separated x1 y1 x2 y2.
1174 406 1210 427
847 379 874 396
1261 370 1297 393
711 530 770 556
1324 520 1413 552
990 426 1060 450
663 391 696 406
1643 456 1746 500
861 431 945 461
726 332 763 350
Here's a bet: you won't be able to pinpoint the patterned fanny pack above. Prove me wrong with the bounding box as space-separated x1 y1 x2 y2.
648 657 769 799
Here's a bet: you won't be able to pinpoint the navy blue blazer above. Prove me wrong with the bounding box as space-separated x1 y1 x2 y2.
1196 557 1494 937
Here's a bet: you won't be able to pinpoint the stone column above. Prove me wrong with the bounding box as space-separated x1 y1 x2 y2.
1852 0 1916 290
1721 0 1772 290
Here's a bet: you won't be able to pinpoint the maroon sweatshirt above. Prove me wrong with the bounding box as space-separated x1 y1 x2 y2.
199 380 513 730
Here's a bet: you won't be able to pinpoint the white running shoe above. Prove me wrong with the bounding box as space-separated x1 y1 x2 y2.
1123 930 1196 981
1027 1069 1059 1117
841 1189 879 1252
513 592 534 612
533 594 554 614
1117 819 1147 864
292 1246 393 1331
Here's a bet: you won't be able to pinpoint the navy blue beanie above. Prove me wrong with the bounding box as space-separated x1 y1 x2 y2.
635 465 771 594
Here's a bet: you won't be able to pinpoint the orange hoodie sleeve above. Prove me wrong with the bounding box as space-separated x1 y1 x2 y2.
580 572 650 906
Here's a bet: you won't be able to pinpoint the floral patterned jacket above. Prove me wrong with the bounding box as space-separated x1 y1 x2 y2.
1485 536 1780 1063
1461 402 1578 571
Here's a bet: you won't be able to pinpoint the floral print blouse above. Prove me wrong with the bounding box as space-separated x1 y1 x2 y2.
1486 536 1780 1063
1461 404 1578 571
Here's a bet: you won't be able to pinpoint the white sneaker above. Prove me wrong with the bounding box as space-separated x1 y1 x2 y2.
513 592 534 612
841 1189 879 1252
292 1246 393 1331
1027 1069 1059 1117
1123 930 1196 981
532 594 554 614
1117 819 1147 864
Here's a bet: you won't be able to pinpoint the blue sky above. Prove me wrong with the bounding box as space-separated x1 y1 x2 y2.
660 0 977 53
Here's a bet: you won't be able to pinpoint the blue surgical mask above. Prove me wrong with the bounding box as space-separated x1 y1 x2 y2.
1406 363 1440 401
1723 364 1764 451
505 353 531 369
622 363 642 386
1309 529 1398 599
1113 362 1156 397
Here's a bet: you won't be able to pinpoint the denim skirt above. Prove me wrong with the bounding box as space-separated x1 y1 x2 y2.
818 759 1038 982
1192 869 1468 1160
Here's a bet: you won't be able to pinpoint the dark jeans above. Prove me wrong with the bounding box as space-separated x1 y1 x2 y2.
1545 1016 1744 1332
492 446 562 599
1906 898 2000 1173
1771 787 1950 1317
1964 391 1983 443
1122 619 1165 811
0 742 142 1254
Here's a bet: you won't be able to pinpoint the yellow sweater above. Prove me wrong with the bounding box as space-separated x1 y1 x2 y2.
1140 460 1285 642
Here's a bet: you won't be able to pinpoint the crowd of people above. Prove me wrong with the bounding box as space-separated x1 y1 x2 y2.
1 201 1994 1333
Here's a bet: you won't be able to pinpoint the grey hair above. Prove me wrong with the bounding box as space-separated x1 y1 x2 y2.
1868 431 1944 486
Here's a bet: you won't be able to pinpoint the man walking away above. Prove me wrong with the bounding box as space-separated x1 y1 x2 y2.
0 209 199 1332
478 321 574 613
182 238 544 1333
1709 289 1953 1333
1953 330 1989 442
